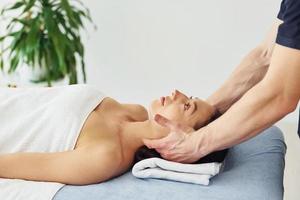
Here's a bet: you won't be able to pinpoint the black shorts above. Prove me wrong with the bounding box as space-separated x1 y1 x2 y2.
276 0 300 137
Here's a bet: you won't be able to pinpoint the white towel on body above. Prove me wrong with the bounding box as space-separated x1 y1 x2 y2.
132 157 222 185
0 84 106 200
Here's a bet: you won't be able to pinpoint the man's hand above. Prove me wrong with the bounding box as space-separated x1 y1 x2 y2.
143 114 205 163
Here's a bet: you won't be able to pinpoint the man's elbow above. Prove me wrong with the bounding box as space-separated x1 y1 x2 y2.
282 97 298 115
274 91 299 117
254 45 272 67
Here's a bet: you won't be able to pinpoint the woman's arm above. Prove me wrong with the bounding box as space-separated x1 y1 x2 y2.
207 20 282 114
0 147 120 185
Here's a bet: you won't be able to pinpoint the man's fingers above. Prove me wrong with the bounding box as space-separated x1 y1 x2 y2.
142 138 154 149
143 138 166 149
143 131 177 149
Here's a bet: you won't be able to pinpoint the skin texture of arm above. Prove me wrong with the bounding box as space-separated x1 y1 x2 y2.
207 20 282 114
0 147 121 185
199 43 300 156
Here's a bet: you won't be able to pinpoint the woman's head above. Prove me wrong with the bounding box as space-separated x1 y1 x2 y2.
135 92 226 164
134 90 228 163
149 90 216 131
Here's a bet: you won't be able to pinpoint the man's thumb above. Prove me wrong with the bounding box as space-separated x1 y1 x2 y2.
143 138 159 149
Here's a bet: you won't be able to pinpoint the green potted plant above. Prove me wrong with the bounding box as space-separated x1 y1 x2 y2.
0 0 93 86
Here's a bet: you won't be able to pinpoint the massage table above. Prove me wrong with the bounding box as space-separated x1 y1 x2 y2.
54 126 286 200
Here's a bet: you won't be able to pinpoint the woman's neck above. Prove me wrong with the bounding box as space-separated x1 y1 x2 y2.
122 103 149 122
120 119 169 153
118 104 167 153
120 120 154 151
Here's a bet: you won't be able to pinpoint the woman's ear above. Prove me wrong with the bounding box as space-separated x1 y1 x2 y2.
194 105 221 130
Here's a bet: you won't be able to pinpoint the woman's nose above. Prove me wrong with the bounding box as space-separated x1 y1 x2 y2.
172 89 180 100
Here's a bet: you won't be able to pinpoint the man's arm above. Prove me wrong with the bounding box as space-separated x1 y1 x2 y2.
142 20 299 164
143 43 300 163
199 44 300 155
207 20 282 114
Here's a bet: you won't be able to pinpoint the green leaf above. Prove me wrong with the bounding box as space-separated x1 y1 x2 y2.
73 0 92 21
1 0 93 85
61 0 78 29
37 38 43 67
72 11 83 28
69 63 78 84
0 55 4 70
22 0 36 14
73 38 84 56
0 35 6 42
81 58 86 83
10 18 31 26
6 31 23 40
43 7 67 74
2 1 24 14
56 11 80 41
8 54 20 73
25 17 40 57
9 31 26 54
6 17 31 31
48 40 61 77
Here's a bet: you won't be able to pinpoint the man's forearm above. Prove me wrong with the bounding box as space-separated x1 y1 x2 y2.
207 46 270 114
203 82 291 154
199 44 300 156
207 20 282 114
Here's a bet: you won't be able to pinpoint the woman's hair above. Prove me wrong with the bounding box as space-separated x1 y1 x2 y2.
134 108 228 164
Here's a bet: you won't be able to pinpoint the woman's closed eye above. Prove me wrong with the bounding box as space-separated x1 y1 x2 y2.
184 96 193 111
184 102 191 110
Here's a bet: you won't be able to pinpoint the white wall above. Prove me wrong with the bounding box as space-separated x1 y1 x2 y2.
0 0 298 124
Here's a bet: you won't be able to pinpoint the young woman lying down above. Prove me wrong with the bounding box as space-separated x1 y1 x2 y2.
0 84 227 185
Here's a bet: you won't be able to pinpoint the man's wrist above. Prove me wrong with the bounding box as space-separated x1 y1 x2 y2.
193 126 215 158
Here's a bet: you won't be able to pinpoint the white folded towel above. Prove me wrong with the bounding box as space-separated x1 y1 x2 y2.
132 158 222 185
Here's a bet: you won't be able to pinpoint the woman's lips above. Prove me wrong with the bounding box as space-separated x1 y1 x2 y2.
160 97 165 106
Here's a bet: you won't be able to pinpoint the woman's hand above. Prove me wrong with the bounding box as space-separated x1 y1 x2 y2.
143 114 205 163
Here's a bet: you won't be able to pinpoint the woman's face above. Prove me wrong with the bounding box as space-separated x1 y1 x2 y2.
149 90 215 129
